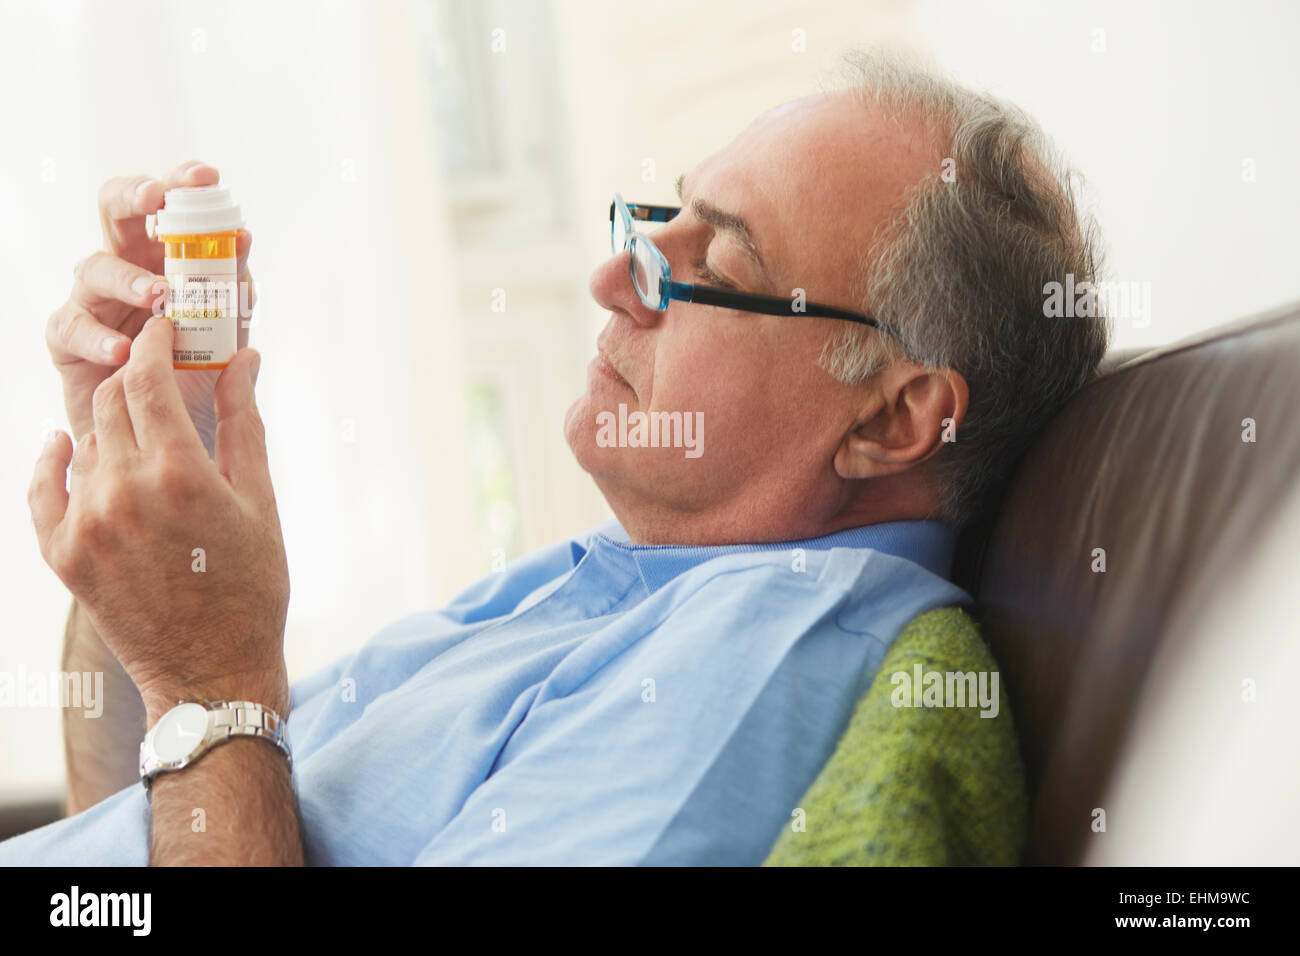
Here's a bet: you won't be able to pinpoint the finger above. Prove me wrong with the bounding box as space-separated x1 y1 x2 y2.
236 230 256 350
161 159 221 192
73 251 167 312
239 234 256 348
237 276 255 351
99 161 220 255
46 303 133 366
214 348 271 496
91 370 137 458
122 316 205 455
98 175 161 234
29 430 73 556
67 431 99 496
138 160 222 217
236 228 253 274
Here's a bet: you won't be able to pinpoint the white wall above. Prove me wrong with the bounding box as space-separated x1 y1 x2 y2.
912 0 1300 349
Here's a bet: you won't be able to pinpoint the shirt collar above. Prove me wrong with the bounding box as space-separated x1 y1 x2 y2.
588 519 957 594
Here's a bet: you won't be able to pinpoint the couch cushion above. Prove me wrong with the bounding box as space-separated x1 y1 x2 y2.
971 300 1300 864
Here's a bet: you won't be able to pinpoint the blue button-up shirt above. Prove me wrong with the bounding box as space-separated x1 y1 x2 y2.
0 518 970 865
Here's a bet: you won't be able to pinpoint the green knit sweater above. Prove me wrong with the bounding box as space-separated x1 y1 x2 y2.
762 607 1027 866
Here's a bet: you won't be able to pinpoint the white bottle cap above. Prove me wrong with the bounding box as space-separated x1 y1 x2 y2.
153 184 243 236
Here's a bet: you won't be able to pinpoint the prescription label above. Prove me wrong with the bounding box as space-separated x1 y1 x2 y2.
164 256 238 369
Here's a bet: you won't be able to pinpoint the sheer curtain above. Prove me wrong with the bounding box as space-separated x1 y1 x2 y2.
0 0 470 797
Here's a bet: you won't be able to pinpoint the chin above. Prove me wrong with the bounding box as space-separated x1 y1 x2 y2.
564 390 603 476
565 385 622 474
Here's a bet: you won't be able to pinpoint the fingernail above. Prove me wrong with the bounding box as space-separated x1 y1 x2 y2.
100 336 120 356
42 427 59 445
132 275 157 296
135 178 157 197
249 352 262 386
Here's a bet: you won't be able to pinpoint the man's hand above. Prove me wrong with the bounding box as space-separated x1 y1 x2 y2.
29 315 289 720
47 160 254 442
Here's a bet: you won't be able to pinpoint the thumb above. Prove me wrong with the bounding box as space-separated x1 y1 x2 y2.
213 347 271 495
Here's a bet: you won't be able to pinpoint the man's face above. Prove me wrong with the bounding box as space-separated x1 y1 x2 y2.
564 92 942 544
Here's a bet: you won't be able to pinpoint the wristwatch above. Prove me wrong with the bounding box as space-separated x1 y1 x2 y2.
139 700 291 792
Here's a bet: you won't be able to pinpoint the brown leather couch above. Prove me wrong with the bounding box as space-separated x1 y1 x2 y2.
950 300 1300 864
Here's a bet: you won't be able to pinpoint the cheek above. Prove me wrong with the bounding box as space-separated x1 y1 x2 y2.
650 335 783 455
650 331 746 417
647 323 844 463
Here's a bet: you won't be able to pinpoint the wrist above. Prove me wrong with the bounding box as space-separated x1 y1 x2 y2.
142 669 290 725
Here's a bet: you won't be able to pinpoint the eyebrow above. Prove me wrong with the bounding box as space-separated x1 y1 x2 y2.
675 173 769 283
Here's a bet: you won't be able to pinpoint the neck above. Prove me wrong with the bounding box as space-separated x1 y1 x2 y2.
598 474 943 546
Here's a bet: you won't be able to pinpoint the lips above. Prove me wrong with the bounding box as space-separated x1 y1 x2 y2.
594 348 629 386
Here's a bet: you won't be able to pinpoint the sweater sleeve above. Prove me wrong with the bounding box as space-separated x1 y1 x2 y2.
761 606 1028 866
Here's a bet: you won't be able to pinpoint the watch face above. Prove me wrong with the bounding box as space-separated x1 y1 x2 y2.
154 703 210 763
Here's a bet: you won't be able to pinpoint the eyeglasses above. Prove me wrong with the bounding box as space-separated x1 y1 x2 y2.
609 192 895 338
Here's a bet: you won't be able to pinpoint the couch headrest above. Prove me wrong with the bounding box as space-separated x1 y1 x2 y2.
966 300 1300 864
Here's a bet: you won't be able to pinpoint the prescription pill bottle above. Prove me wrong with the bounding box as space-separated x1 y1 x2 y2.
152 185 244 369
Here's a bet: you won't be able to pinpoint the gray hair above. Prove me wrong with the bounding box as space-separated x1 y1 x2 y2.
820 50 1111 528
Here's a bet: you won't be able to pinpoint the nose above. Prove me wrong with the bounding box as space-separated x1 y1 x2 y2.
588 245 662 329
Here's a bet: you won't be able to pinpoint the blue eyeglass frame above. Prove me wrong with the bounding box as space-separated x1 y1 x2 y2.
609 192 896 339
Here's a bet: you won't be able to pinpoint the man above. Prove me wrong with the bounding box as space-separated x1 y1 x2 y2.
4 53 1107 865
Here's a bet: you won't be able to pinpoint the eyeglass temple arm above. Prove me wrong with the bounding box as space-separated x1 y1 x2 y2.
610 202 679 224
672 281 890 332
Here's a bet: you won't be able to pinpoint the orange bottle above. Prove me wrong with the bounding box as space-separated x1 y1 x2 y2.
152 185 244 369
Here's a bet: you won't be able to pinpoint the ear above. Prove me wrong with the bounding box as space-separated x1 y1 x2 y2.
833 363 968 480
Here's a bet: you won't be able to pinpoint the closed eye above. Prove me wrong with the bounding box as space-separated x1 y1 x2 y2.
692 258 737 291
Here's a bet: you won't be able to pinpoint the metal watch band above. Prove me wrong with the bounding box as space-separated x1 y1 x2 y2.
205 700 291 762
141 699 292 792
